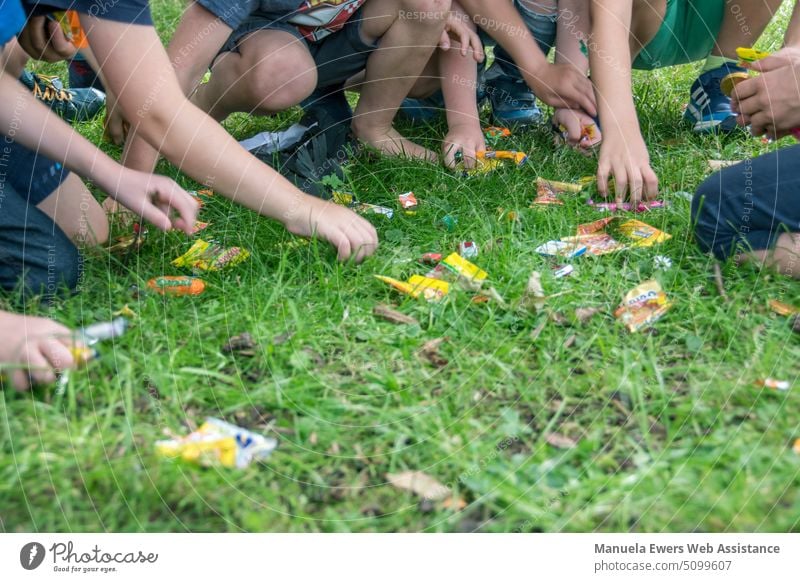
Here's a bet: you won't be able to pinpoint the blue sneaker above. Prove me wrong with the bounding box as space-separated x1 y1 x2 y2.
397 91 446 124
485 75 541 128
684 63 746 133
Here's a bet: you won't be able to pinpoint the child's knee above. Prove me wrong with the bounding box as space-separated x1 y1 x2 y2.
248 55 317 112
401 0 452 27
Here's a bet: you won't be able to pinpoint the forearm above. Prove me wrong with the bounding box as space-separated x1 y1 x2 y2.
555 0 590 73
441 9 482 130
589 0 639 134
0 74 122 195
459 0 548 75
122 6 231 174
784 0 800 47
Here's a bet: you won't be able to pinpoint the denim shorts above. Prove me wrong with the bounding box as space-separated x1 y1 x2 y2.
222 8 378 89
482 0 558 78
0 138 79 298
693 145 800 261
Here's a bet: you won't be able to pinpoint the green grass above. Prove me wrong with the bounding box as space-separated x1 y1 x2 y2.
1 1 799 533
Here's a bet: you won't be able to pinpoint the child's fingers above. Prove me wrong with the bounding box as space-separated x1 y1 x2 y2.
613 167 629 204
10 369 31 392
41 338 77 374
643 168 659 201
25 349 57 386
597 163 611 198
439 30 451 51
747 55 786 74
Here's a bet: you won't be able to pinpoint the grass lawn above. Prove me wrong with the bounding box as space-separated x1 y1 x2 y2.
1 1 799 533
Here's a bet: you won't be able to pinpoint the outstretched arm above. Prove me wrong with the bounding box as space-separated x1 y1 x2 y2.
589 0 658 203
82 16 378 263
458 0 596 115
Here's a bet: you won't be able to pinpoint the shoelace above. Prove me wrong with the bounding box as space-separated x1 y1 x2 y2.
31 75 73 102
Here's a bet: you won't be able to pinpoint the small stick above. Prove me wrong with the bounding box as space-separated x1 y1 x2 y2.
713 262 729 302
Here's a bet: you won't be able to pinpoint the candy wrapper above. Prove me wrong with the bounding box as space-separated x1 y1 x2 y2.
459 241 479 259
484 126 511 140
191 221 210 234
442 252 487 282
147 276 206 296
769 299 800 316
720 72 750 97
333 191 356 206
353 202 394 219
736 47 770 62
614 280 672 332
420 253 442 265
587 199 666 213
478 150 528 167
79 317 129 345
375 275 449 301
468 157 502 176
189 189 215 208
552 264 574 279
563 218 671 255
173 239 250 271
398 191 418 214
535 241 587 259
531 178 584 206
755 378 790 391
441 215 458 230
156 418 278 469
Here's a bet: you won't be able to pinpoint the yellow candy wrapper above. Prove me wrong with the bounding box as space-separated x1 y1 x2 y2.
531 178 585 206
618 219 672 247
332 191 355 206
769 299 800 317
173 239 250 271
156 418 277 469
375 275 449 301
614 280 672 332
442 252 488 282
736 47 770 62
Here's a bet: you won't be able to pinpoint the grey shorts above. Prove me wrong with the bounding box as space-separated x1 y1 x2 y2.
222 8 378 89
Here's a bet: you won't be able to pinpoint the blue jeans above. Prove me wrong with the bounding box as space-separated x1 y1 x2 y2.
0 139 80 299
485 0 558 82
693 145 800 260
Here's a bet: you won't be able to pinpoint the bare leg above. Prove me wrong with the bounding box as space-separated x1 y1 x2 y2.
629 0 668 60
712 0 785 58
37 174 109 247
351 0 452 161
192 30 317 121
740 233 800 279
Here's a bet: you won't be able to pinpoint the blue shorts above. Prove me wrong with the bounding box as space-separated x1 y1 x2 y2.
693 145 800 260
222 8 378 89
0 138 80 298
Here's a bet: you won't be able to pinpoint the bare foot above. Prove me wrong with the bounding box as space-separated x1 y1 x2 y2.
352 122 438 163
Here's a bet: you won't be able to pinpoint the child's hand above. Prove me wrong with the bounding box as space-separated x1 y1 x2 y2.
16 16 77 62
285 198 379 263
443 123 486 169
597 132 658 205
732 60 800 139
552 109 602 149
0 313 85 391
441 12 485 63
105 169 199 235
744 47 800 73
526 63 596 117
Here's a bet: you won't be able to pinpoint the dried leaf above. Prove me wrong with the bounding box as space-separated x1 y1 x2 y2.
523 271 546 311
769 299 800 317
545 432 578 449
441 496 468 511
549 311 569 326
386 471 451 501
563 335 577 349
272 331 295 345
222 332 258 357
419 337 449 368
373 304 419 325
707 159 738 171
575 307 600 324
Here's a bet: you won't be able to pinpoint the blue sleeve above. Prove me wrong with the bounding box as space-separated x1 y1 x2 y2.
23 0 152 25
0 0 26 46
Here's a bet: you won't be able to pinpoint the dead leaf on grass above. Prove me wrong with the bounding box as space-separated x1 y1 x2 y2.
419 337 449 368
386 470 451 501
222 332 258 357
523 271 546 311
373 304 419 325
545 432 578 449
575 307 601 324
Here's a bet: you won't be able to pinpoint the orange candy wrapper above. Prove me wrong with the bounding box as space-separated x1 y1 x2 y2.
614 280 672 332
531 178 585 206
147 276 206 296
564 218 671 255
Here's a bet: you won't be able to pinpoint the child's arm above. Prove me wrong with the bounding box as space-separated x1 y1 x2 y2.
440 5 486 168
458 0 595 116
0 69 198 233
122 3 233 170
84 16 378 263
589 0 658 203
552 0 601 148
